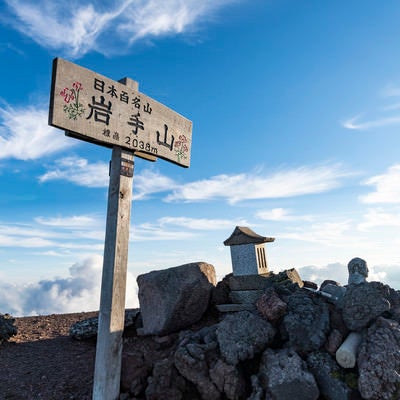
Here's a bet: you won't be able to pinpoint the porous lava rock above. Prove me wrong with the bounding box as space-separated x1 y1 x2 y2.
137 262 216 335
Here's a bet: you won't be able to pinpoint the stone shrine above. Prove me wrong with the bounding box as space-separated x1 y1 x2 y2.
223 226 275 276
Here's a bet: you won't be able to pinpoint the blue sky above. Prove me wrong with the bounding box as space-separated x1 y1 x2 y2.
1 0 400 316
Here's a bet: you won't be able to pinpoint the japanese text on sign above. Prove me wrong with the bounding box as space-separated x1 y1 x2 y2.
49 58 192 167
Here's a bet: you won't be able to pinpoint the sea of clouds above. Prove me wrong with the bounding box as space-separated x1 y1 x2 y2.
0 256 399 317
0 255 139 317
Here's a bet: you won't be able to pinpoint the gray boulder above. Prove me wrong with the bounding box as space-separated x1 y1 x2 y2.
256 287 287 322
320 283 346 302
0 313 17 343
266 268 304 296
340 282 393 331
174 326 226 400
307 351 361 400
69 309 139 340
357 317 400 400
174 325 247 400
282 291 330 353
247 375 264 400
210 359 246 400
258 348 319 400
121 350 151 396
325 329 344 355
216 311 276 365
145 357 188 400
137 262 216 335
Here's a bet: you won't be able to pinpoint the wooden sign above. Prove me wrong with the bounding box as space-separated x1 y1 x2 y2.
49 58 192 167
48 59 193 399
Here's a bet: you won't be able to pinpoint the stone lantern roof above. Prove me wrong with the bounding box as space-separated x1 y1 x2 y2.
224 226 275 246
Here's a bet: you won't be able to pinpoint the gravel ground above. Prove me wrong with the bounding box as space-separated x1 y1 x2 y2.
0 312 98 400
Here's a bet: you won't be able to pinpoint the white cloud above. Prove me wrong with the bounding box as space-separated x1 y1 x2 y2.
35 215 101 229
342 84 400 130
369 264 400 289
360 164 400 204
166 164 351 204
381 103 400 112
342 114 400 130
381 84 400 97
298 261 400 291
0 234 54 248
133 169 178 200
130 216 248 241
358 208 400 231
39 161 178 196
120 0 236 42
0 216 105 251
298 263 348 287
158 216 248 230
0 104 74 160
4 0 242 58
0 255 139 316
256 208 312 222
35 214 105 241
132 222 198 241
40 160 351 204
39 156 109 187
280 220 353 245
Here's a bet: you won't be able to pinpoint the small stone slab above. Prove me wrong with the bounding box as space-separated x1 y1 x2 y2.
320 284 346 301
228 274 271 291
216 304 256 312
229 290 263 304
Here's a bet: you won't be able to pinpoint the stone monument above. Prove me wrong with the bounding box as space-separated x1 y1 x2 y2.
223 226 275 276
347 257 368 285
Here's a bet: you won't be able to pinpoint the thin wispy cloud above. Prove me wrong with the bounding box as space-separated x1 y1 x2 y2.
360 164 400 204
39 160 177 195
133 169 178 200
35 215 101 229
255 208 313 222
158 216 248 230
279 220 353 245
381 103 400 112
4 0 243 58
39 156 109 187
165 164 351 204
342 84 400 130
0 215 105 250
342 114 400 130
0 104 74 160
132 223 198 241
131 216 247 241
358 208 400 231
0 234 54 248
0 42 25 56
381 84 400 98
35 215 105 240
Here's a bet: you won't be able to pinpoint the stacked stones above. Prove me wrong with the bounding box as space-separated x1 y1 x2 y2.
70 257 400 400
69 227 400 400
0 313 17 344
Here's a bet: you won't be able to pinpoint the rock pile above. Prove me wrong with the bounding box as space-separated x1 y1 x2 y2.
73 258 400 400
4 252 398 399
0 313 17 344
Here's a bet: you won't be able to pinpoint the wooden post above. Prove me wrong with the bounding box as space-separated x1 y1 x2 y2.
92 79 138 400
48 59 192 396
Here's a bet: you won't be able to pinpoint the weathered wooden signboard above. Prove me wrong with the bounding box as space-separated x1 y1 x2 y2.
49 57 192 167
49 58 193 400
